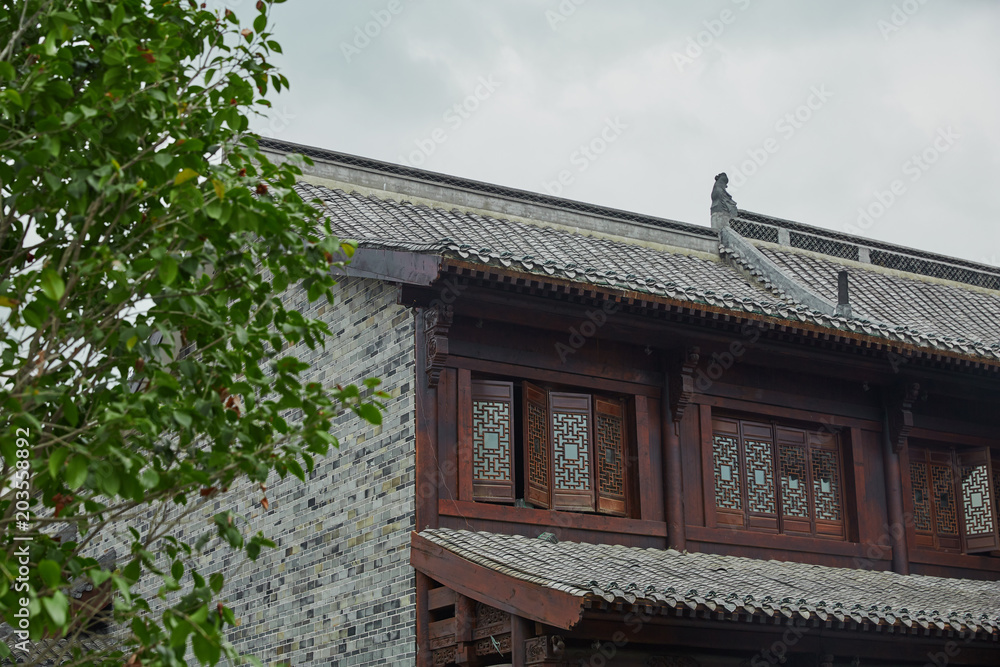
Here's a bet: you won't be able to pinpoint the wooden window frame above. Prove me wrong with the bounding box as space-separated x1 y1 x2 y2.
466 376 633 518
707 413 847 540
906 442 1000 555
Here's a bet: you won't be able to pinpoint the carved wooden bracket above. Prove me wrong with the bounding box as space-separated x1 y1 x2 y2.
668 346 700 423
886 381 920 453
424 304 453 388
525 635 565 665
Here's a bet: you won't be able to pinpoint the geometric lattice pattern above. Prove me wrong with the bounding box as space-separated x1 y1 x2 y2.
779 444 809 518
960 464 995 536
472 400 511 481
932 464 958 535
910 461 932 532
552 412 591 491
527 400 548 492
744 439 776 514
811 449 842 521
596 413 624 499
713 433 742 510
994 467 1000 525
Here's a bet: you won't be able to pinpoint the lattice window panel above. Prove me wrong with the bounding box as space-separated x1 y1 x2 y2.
931 464 958 535
993 466 1000 522
473 400 511 481
594 396 627 516
596 413 624 496
712 434 742 510
779 445 809 518
811 449 842 521
910 461 932 532
523 382 550 509
552 412 591 491
744 439 776 515
960 464 996 537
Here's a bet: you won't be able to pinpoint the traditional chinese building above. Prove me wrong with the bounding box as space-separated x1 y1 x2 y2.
241 138 1000 666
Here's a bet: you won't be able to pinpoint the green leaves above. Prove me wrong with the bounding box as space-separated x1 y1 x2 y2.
0 1 383 665
39 267 66 301
41 592 69 626
65 455 88 490
159 255 178 285
38 560 63 588
174 167 199 186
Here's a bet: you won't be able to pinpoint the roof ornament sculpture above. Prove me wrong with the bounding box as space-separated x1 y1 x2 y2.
710 172 738 219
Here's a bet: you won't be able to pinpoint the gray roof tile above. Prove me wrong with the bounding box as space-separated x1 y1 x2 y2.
418 528 1000 636
300 182 1000 363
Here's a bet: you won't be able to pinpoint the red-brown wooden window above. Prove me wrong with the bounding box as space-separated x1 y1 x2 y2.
711 416 845 539
909 446 1000 554
471 378 629 517
471 380 516 502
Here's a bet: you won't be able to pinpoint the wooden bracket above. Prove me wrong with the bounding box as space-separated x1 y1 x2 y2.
886 381 920 453
425 304 453 388
525 634 566 665
668 346 700 423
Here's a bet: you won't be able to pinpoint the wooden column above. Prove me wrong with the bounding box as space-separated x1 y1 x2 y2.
415 313 440 531
511 614 532 667
881 407 909 575
662 371 686 551
415 572 432 667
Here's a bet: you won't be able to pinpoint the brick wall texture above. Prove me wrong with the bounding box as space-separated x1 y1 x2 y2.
92 276 417 666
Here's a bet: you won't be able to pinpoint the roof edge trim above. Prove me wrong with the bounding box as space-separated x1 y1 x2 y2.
410 532 585 630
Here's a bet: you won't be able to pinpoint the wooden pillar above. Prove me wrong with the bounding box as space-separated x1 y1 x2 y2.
881 408 909 575
415 572 432 667
415 313 440 531
511 614 532 667
662 372 686 551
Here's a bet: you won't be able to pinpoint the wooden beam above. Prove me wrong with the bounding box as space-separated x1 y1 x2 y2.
410 532 585 630
685 526 876 558
428 586 456 611
570 613 1000 665
438 499 667 537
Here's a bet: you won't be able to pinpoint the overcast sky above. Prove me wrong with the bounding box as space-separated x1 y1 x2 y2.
249 0 999 266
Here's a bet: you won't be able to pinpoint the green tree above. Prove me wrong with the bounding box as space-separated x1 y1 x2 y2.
0 1 383 664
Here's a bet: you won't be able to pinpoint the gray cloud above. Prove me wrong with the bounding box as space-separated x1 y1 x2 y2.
254 0 1000 264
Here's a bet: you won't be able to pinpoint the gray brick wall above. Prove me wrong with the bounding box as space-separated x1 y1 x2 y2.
224 276 416 665
90 276 417 666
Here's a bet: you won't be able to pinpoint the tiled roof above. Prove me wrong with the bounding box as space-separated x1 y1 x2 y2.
298 180 1000 364
418 528 1000 637
299 182 774 304
756 245 1000 347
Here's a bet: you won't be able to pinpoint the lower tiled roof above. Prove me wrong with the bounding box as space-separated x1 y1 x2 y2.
418 528 1000 637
